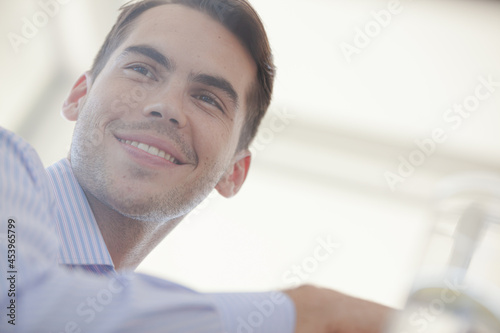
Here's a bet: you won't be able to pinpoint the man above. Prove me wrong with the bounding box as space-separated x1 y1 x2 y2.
0 0 392 332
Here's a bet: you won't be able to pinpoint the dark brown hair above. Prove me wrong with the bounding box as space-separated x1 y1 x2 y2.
89 0 275 150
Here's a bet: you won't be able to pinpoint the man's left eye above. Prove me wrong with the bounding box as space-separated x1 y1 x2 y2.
196 94 223 113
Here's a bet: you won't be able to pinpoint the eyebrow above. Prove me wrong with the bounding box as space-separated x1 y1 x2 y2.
120 44 239 108
122 45 173 71
191 73 239 108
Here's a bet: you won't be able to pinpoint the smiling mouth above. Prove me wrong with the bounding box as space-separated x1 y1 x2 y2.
117 138 180 164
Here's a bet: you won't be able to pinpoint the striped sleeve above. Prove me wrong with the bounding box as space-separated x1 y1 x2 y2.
0 127 60 277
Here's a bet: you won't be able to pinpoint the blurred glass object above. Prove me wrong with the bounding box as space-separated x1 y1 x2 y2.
385 173 500 333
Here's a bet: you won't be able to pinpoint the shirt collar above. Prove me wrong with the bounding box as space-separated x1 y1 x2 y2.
46 158 114 270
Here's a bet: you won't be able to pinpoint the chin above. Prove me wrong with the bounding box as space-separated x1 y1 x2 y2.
105 191 188 223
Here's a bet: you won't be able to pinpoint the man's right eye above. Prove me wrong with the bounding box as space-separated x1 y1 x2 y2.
126 64 156 80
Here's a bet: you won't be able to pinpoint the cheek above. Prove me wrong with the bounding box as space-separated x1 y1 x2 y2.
71 96 116 155
79 85 132 132
190 116 237 163
87 75 137 117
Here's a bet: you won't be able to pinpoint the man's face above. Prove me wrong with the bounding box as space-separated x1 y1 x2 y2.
66 5 256 222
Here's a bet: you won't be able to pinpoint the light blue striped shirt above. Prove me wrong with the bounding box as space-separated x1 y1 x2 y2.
46 158 115 275
0 127 295 333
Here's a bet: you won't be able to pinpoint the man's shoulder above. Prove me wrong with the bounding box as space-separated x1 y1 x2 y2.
0 126 51 194
0 126 36 157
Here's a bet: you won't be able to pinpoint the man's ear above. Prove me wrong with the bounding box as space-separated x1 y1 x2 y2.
215 150 252 198
61 72 91 121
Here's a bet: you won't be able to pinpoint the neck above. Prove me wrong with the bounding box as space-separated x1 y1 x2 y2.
84 190 183 271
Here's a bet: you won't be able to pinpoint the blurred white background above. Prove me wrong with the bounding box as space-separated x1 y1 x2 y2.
1 0 499 308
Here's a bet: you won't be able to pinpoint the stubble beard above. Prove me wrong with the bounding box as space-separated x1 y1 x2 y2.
69 110 225 225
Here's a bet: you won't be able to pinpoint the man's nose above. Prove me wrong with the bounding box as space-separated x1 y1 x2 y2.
140 85 187 128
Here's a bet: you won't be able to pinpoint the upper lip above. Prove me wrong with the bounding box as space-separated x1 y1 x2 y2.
114 132 189 165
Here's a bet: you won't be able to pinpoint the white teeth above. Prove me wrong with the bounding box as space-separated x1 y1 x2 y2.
137 143 149 152
118 138 178 164
148 146 159 155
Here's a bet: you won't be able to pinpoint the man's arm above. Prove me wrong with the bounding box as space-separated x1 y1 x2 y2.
285 285 393 333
